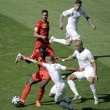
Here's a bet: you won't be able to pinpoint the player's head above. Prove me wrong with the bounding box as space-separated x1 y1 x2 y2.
74 0 82 11
75 40 84 52
45 55 55 64
39 45 47 58
41 10 48 21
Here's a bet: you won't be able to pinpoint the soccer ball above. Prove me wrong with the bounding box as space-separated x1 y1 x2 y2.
12 96 20 106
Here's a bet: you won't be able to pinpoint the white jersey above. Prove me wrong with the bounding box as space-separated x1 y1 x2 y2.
42 63 67 85
63 7 88 30
72 48 94 68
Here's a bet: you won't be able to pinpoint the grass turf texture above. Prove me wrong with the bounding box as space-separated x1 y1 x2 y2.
0 0 110 110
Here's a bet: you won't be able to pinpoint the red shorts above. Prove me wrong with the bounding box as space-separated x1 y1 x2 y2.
32 70 51 82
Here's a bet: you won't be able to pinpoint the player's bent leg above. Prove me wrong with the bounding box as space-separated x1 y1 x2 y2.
36 79 49 107
49 36 68 45
67 73 81 101
20 77 36 105
59 101 74 110
49 85 56 98
88 76 99 104
66 38 72 46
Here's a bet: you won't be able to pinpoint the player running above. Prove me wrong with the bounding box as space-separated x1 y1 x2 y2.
49 0 96 46
15 46 53 107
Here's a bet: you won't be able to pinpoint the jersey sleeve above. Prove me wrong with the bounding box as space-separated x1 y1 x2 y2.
81 7 88 18
87 50 95 63
72 50 77 57
59 64 67 71
31 50 37 59
42 63 49 69
34 22 41 33
63 8 74 17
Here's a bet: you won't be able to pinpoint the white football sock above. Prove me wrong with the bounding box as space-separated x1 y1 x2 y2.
53 37 66 45
90 83 98 100
59 101 73 109
67 80 79 96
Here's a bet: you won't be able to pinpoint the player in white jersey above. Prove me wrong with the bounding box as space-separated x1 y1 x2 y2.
19 55 84 110
49 0 96 46
61 40 99 105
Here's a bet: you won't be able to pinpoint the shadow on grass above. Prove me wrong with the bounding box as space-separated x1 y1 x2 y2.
24 99 55 107
82 107 105 110
93 55 110 60
98 94 110 103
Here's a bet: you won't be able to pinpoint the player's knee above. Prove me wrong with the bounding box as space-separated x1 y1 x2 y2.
49 93 55 98
88 79 94 84
67 74 76 80
26 77 35 85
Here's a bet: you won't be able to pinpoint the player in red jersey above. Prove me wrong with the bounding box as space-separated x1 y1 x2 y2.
16 46 53 107
33 10 54 57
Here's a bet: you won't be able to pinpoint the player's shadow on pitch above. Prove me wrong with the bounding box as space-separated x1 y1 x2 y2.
82 107 105 110
94 55 110 60
98 93 110 104
24 99 55 107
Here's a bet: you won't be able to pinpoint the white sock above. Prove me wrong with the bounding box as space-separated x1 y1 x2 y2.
59 101 73 109
90 83 98 100
53 37 66 45
67 80 79 96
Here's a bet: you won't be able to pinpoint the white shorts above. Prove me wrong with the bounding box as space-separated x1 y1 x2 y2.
50 83 66 102
66 26 80 41
73 67 95 81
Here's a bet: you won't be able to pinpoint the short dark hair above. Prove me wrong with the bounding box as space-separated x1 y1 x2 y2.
45 55 55 63
75 0 82 4
41 10 48 14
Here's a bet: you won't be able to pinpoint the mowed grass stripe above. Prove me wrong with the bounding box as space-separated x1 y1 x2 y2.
0 7 110 110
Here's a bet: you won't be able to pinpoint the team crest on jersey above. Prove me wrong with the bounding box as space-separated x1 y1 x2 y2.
38 57 42 61
42 24 47 29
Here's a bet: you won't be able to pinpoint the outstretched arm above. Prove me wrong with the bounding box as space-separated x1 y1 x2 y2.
61 55 74 62
23 56 43 65
66 67 85 72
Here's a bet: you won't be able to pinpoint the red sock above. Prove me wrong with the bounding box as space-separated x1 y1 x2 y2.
37 89 45 102
20 84 31 101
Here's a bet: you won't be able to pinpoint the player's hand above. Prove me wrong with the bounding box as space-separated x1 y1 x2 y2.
79 68 85 72
60 23 63 30
91 24 96 30
41 36 46 40
94 74 98 82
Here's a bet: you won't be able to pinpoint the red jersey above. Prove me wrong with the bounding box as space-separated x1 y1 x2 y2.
31 49 54 71
35 20 49 43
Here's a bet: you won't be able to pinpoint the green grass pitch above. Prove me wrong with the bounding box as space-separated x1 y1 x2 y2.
0 0 110 110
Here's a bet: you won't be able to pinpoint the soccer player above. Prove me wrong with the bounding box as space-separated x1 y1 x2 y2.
49 0 96 46
33 9 54 56
22 55 85 110
15 46 53 107
60 40 99 104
